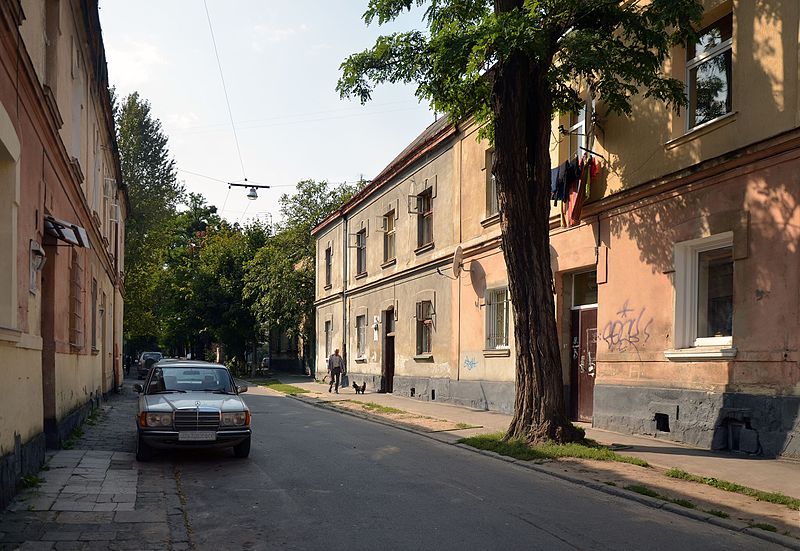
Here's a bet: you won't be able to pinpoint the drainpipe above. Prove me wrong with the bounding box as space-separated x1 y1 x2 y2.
341 213 349 373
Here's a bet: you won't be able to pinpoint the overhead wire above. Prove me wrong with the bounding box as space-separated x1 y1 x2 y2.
203 0 247 180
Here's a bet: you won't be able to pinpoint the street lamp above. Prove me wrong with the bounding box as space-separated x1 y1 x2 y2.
246 187 258 200
228 181 270 200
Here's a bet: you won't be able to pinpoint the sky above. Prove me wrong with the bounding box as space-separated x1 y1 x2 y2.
98 1 435 225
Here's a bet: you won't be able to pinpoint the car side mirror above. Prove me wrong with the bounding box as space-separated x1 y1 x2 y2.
237 385 248 394
133 383 143 393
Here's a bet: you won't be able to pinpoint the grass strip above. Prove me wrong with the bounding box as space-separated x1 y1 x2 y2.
665 468 800 511
359 402 406 415
259 379 309 395
459 432 649 467
624 484 696 509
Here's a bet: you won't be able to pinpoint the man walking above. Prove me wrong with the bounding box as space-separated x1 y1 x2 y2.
328 348 344 393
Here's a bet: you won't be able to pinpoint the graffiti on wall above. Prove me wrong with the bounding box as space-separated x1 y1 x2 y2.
601 300 653 352
464 356 478 371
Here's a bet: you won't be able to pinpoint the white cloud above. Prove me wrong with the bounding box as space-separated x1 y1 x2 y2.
165 112 201 130
251 23 308 52
106 38 166 91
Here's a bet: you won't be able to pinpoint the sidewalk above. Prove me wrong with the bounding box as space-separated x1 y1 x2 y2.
0 379 190 551
276 374 799 498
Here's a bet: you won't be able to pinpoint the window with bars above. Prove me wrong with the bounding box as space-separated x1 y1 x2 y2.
486 150 498 217
324 246 332 287
69 251 83 348
383 210 396 262
356 315 367 357
485 288 509 349
324 320 332 358
416 189 433 248
687 13 733 130
416 301 433 355
356 229 367 275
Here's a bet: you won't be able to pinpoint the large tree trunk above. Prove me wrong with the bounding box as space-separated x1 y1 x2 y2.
492 49 583 445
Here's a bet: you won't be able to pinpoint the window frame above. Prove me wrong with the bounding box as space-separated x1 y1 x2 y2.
416 189 434 248
69 250 84 348
672 232 734 351
383 210 396 263
415 300 433 355
324 246 332 287
485 287 510 350
685 14 733 131
324 320 332 358
355 315 367 358
355 229 367 276
486 150 499 218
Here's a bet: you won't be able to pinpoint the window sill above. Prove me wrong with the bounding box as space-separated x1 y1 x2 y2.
483 348 510 358
481 213 500 228
0 325 21 344
323 284 332 291
381 258 396 269
664 111 738 150
354 272 368 280
415 242 435 255
354 356 367 363
664 346 737 361
414 353 433 362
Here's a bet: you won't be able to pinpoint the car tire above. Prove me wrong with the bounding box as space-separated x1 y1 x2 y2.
136 434 154 462
233 436 251 458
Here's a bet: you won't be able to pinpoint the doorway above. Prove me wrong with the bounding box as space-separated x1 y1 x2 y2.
569 270 597 422
382 308 395 393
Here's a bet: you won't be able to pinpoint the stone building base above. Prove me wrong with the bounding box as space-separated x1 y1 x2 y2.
0 432 46 510
593 385 800 459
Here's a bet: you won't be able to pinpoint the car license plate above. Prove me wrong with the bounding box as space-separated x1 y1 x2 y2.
178 431 216 441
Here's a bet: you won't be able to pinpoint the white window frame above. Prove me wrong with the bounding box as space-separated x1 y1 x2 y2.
355 229 367 275
486 150 498 217
685 14 733 132
415 300 433 355
671 232 735 356
355 315 367 358
485 287 509 350
382 210 396 262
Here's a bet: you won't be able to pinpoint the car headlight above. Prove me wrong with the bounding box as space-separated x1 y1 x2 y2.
144 412 173 427
221 412 249 426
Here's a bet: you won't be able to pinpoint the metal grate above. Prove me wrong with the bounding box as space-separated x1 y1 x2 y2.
174 409 220 431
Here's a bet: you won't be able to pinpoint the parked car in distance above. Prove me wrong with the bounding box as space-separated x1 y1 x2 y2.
133 360 251 461
137 351 163 379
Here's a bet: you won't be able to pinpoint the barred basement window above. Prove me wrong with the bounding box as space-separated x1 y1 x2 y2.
485 288 509 349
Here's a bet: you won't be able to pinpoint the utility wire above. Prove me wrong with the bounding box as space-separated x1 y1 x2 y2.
203 0 247 180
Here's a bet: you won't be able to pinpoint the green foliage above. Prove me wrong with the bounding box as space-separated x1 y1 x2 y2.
459 432 649 466
625 484 660 498
338 0 704 139
259 379 309 395
360 402 405 414
665 468 800 510
750 523 778 533
244 180 359 348
705 509 729 519
21 474 43 488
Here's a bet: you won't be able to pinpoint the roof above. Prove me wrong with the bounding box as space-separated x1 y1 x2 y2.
312 116 456 235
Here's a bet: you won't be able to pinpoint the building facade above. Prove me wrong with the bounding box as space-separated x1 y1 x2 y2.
0 0 126 506
313 0 799 458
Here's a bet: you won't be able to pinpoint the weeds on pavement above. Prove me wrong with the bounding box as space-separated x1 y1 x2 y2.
665 468 800 511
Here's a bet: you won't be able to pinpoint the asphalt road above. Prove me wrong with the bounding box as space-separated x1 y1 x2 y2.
168 393 778 551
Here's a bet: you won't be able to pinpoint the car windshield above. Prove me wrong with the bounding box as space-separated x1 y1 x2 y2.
146 366 235 394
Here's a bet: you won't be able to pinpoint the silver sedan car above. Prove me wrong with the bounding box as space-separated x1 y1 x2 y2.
133 360 252 461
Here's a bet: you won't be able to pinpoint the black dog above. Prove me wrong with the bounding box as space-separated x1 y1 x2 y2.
353 381 366 394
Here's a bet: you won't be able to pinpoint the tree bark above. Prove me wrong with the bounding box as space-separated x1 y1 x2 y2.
493 49 583 445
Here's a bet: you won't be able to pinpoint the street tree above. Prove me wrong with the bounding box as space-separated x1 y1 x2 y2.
338 0 703 444
114 90 184 349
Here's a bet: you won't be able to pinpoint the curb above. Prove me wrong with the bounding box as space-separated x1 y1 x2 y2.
287 393 800 551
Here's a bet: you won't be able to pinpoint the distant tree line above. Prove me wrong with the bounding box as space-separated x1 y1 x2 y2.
115 91 357 373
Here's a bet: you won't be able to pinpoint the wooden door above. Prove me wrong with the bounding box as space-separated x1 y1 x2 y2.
382 309 395 393
570 308 597 422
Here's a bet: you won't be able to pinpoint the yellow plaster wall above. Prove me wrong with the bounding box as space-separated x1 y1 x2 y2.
54 352 102 421
0 342 43 454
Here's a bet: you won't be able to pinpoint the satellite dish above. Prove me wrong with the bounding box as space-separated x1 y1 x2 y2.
453 246 464 278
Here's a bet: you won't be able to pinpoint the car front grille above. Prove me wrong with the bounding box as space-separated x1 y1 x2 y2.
174 409 220 430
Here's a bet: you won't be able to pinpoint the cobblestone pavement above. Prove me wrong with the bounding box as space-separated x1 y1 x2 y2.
0 382 192 551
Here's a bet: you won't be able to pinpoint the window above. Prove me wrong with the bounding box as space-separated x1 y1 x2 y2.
383 210 396 262
355 229 367 275
687 13 732 129
485 288 509 349
324 246 332 287
90 278 97 350
324 320 332 358
69 251 83 347
417 189 433 248
671 232 735 355
356 315 366 357
416 301 433 355
572 271 598 307
568 104 586 159
486 150 498 217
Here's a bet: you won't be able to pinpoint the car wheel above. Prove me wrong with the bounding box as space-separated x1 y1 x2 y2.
233 436 251 458
136 434 153 462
